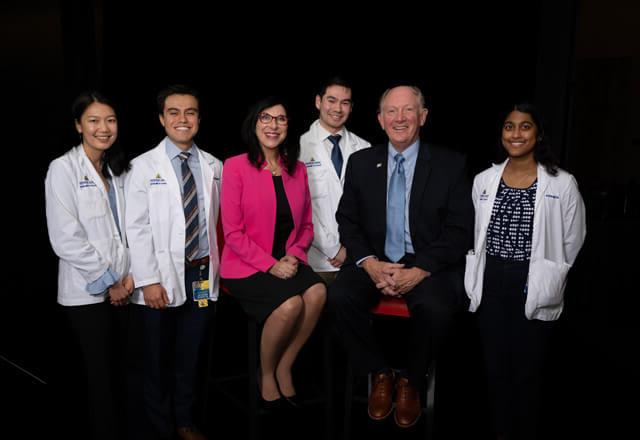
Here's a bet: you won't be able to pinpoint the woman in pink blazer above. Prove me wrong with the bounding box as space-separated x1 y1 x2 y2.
220 96 326 408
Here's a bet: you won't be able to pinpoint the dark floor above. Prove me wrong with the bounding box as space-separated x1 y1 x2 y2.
5 220 640 439
4 290 636 440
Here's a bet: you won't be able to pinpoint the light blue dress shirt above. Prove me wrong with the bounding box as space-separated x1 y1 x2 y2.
387 140 420 255
165 138 210 259
355 140 421 267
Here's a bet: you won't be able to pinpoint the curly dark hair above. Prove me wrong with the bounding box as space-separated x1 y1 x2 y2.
240 96 299 175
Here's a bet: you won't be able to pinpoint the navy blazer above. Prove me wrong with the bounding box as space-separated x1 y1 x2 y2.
336 141 473 275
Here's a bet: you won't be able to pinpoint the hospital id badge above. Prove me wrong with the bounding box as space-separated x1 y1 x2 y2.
192 279 209 308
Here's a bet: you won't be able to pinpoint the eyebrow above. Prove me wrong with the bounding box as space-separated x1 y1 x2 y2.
166 107 199 112
504 121 534 129
327 95 352 102
86 113 116 118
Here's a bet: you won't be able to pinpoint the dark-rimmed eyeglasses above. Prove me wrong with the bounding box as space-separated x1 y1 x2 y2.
258 113 288 125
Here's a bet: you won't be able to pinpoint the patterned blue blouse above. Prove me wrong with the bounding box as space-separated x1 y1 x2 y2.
486 179 537 261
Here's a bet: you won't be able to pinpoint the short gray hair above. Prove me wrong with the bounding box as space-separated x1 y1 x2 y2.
378 85 426 112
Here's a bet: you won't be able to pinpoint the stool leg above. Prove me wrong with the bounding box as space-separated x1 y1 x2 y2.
343 359 353 440
202 316 215 424
248 319 258 440
425 362 436 439
323 323 333 440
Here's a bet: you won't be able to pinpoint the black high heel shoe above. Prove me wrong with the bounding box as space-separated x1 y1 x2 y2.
276 381 301 409
282 394 301 409
258 369 284 412
260 396 284 411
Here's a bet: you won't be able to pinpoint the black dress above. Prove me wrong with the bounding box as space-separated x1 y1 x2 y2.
222 175 323 323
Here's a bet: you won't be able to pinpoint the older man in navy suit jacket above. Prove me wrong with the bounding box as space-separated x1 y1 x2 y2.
329 84 473 429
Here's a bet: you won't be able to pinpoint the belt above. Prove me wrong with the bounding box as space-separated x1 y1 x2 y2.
186 255 210 268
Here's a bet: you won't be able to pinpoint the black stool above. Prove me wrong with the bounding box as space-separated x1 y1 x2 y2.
204 291 333 440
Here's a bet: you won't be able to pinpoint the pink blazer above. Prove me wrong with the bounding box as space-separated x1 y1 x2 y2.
220 153 314 279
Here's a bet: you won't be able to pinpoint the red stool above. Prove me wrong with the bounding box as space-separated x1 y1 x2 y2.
343 296 436 439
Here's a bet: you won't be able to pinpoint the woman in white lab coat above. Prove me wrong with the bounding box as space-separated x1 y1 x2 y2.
464 102 586 440
45 91 133 440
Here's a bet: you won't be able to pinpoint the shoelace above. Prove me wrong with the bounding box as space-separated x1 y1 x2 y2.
374 375 392 397
397 380 417 400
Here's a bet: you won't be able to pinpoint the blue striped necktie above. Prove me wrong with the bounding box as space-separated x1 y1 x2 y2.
179 152 199 261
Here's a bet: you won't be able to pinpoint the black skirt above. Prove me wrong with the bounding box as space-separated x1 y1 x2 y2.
221 175 323 322
222 264 323 323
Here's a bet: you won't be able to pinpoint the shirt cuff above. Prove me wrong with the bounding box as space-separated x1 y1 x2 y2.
356 255 378 267
86 268 120 295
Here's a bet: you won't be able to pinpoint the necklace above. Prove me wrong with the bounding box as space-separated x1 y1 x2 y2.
266 163 279 176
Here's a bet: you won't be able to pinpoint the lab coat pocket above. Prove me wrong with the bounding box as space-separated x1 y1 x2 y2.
79 196 108 221
307 168 328 198
149 182 171 209
528 258 571 308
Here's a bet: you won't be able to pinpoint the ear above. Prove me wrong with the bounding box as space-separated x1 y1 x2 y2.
75 120 82 134
419 108 429 127
159 114 165 128
377 111 385 130
315 95 322 111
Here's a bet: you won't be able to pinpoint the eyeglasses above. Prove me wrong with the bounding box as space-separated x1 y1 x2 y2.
258 112 288 125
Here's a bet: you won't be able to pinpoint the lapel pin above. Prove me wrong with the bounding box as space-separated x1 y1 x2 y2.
376 163 382 168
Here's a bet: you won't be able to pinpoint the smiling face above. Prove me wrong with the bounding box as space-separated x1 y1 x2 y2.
377 86 428 151
316 85 353 133
75 102 118 156
255 104 288 153
501 110 538 160
159 93 200 150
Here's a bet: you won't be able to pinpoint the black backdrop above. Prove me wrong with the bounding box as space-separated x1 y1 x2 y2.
2 0 638 438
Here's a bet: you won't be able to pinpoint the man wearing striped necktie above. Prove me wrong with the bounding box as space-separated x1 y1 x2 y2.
126 85 222 440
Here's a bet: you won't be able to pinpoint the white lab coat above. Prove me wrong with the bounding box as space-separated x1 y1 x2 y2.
464 160 586 321
125 140 222 307
45 145 130 306
299 120 370 271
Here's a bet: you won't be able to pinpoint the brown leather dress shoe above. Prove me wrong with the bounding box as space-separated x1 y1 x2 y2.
177 426 207 440
394 377 421 428
368 371 394 420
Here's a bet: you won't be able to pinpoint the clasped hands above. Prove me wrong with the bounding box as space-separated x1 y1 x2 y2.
269 255 299 280
109 274 135 306
362 258 430 297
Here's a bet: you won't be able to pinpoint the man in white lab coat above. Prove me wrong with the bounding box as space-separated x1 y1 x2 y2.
300 76 370 284
125 84 222 440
